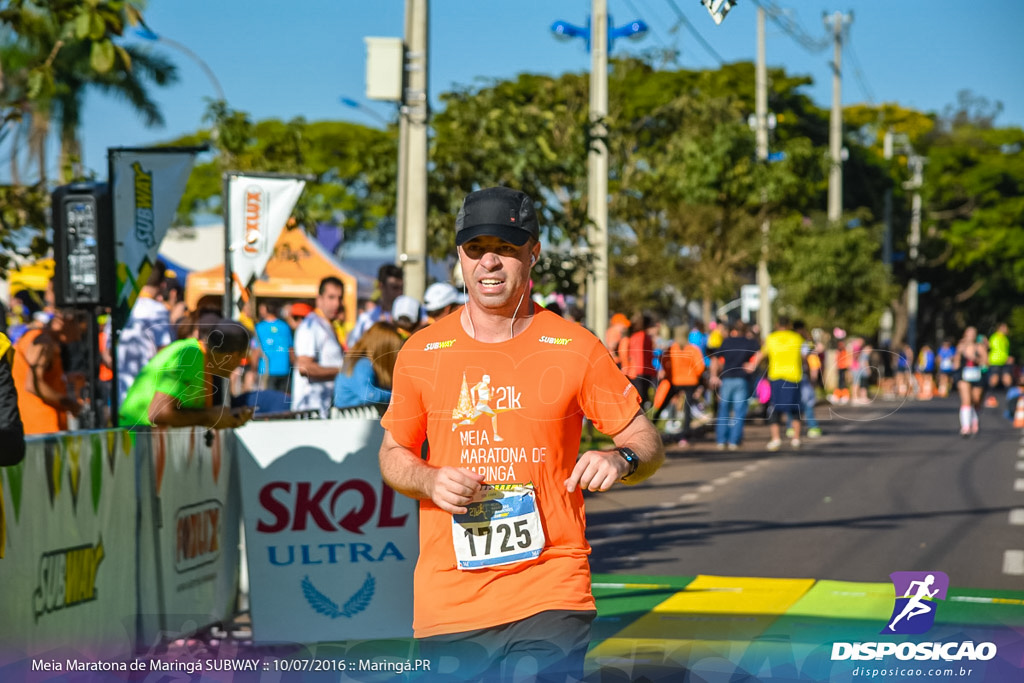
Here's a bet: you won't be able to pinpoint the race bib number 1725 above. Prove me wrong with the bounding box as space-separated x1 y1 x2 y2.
452 484 545 570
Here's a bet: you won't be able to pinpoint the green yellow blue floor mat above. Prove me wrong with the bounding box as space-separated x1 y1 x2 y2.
589 574 1024 681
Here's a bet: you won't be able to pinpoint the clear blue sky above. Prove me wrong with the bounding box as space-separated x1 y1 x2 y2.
74 0 1023 178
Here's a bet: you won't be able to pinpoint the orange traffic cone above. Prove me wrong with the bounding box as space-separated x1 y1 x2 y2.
1014 397 1024 429
917 374 934 401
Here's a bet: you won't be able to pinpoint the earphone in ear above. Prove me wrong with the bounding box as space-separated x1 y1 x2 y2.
531 254 537 265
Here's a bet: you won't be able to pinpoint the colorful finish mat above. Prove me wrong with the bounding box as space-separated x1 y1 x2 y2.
590 574 1024 682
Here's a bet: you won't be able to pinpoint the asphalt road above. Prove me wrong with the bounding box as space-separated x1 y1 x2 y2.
586 395 1024 591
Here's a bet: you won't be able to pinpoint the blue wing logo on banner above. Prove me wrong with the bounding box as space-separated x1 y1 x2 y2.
301 573 375 618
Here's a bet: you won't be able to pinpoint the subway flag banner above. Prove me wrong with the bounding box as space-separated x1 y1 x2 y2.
109 148 198 314
226 174 306 288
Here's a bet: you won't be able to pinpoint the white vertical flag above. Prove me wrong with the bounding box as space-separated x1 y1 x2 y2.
110 148 198 313
227 175 307 287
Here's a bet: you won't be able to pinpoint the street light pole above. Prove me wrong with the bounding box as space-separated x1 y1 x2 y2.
906 155 923 354
587 0 609 340
339 97 390 126
135 26 226 102
551 5 646 339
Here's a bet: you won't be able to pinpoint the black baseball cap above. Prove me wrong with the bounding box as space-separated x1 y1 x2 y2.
455 187 540 247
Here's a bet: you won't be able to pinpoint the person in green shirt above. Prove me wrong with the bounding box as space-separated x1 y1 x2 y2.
986 323 1013 407
120 315 254 429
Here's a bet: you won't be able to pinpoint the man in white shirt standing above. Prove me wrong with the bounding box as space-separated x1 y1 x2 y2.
291 276 345 416
116 263 174 407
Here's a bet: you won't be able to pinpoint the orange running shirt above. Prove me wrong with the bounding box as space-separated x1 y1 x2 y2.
664 342 706 386
381 309 641 637
11 329 67 434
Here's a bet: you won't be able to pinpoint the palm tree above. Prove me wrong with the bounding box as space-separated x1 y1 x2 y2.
50 41 178 179
0 7 178 184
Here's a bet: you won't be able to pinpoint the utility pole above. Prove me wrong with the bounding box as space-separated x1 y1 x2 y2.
394 9 412 275
824 11 851 223
906 155 923 353
401 0 429 302
587 0 609 340
879 128 894 347
755 6 772 340
883 130 893 269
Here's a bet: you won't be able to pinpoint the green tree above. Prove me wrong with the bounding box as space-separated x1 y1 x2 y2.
1 0 171 181
429 72 591 255
606 59 829 322
769 211 897 335
917 93 1024 340
1 0 173 272
168 101 397 242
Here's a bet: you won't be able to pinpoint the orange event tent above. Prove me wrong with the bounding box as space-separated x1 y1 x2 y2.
185 228 357 322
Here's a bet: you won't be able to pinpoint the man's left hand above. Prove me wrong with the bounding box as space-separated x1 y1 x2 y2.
565 450 628 493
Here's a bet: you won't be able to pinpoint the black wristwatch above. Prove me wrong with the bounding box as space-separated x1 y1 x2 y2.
616 447 640 480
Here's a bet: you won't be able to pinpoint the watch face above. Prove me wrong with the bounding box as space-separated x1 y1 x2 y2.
618 447 639 476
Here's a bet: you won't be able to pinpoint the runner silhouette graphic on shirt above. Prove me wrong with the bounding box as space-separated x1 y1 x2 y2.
470 374 503 442
887 574 939 631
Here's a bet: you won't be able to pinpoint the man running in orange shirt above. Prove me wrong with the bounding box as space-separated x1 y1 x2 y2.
379 187 665 681
656 325 706 447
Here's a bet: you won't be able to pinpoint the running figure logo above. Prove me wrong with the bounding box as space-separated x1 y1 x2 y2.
881 571 949 635
452 372 517 441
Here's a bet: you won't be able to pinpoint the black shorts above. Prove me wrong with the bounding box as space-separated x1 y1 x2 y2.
989 364 1012 379
768 380 801 424
417 609 595 682
956 368 985 387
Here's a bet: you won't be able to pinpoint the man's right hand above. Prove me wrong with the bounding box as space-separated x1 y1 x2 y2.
430 466 485 515
211 407 253 430
61 397 84 417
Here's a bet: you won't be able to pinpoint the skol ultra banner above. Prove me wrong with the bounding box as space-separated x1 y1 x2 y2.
109 148 198 314
0 431 138 661
226 174 306 288
135 427 241 646
233 419 418 643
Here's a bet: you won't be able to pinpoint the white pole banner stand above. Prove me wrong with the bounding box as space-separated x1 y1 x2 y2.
233 419 418 644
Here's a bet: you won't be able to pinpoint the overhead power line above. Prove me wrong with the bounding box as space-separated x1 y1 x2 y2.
662 0 726 65
751 0 829 53
621 0 673 52
845 32 876 104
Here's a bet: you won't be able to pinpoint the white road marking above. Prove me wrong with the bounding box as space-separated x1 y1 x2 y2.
1010 509 1024 525
1002 550 1024 575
